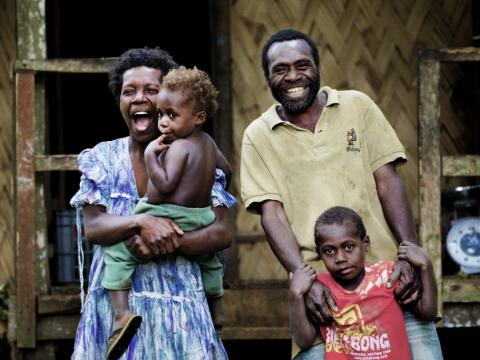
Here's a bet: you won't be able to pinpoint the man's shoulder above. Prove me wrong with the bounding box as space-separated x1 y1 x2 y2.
336 89 374 105
243 104 278 141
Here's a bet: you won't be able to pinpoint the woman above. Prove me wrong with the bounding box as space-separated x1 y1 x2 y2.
70 47 235 359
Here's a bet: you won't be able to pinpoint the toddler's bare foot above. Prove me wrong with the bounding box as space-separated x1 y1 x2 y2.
208 296 224 333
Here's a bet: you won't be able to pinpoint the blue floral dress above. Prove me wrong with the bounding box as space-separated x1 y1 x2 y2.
70 137 236 359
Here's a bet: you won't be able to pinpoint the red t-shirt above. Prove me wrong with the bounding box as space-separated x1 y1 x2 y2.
317 261 411 360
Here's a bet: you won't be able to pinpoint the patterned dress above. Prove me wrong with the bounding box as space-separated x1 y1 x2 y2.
70 137 236 359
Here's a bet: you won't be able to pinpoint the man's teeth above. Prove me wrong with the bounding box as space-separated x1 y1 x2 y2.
286 87 305 94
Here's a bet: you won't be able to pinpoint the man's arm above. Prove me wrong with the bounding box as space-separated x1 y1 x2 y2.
374 163 421 304
260 200 337 324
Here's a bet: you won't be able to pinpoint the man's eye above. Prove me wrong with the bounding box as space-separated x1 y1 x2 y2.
273 67 288 75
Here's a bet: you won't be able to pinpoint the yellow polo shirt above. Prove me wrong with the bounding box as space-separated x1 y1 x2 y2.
241 87 406 266
241 87 407 357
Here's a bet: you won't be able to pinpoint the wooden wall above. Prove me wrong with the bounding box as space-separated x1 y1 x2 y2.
0 0 16 287
231 0 473 280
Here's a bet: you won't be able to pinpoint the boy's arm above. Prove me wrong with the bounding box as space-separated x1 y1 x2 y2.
145 138 188 194
397 243 438 321
289 265 319 349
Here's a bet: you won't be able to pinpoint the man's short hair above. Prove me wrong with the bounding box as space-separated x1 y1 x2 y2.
261 29 320 79
314 206 366 246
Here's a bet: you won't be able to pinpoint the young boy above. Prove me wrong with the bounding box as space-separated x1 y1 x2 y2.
289 206 439 359
103 66 234 359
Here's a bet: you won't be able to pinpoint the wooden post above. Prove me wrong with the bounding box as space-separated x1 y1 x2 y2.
15 71 36 348
418 51 442 317
209 0 238 281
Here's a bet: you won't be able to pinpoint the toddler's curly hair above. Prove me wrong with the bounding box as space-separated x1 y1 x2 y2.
161 66 219 119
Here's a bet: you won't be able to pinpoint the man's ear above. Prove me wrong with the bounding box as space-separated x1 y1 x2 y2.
363 235 370 252
195 111 207 126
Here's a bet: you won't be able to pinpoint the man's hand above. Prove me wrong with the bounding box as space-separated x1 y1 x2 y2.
305 281 338 326
386 259 421 305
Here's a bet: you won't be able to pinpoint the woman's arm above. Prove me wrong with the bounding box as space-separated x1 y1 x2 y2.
83 204 183 256
397 243 438 321
127 206 232 258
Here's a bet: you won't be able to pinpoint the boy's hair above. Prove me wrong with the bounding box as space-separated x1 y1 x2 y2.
108 47 178 104
314 206 366 246
161 66 219 119
261 29 320 79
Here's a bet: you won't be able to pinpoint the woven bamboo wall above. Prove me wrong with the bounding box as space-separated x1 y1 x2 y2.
231 0 472 280
0 0 16 287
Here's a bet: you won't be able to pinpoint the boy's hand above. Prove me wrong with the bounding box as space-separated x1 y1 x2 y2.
145 134 169 156
397 242 430 271
289 264 316 299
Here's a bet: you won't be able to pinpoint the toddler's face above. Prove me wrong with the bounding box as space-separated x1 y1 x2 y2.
156 88 203 142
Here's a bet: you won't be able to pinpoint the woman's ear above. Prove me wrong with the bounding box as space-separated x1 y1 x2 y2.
195 111 207 126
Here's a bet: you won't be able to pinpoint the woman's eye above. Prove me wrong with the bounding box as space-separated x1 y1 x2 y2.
146 88 159 94
122 88 134 96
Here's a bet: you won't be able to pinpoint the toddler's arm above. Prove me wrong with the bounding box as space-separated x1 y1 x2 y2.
289 264 318 349
397 242 437 321
145 135 188 194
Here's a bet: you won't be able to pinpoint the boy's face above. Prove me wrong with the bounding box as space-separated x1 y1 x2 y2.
316 221 370 290
156 88 205 142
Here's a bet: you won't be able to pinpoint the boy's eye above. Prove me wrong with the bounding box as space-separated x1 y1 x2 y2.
344 244 354 251
323 248 335 255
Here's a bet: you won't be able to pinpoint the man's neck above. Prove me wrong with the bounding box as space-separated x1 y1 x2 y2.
278 91 327 133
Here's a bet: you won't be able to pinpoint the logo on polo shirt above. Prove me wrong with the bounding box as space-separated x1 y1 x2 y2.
346 128 360 153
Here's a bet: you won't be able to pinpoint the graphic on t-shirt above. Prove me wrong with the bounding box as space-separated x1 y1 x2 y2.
325 303 392 359
346 128 360 153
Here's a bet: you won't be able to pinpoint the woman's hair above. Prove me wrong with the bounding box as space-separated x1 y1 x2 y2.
314 206 366 246
161 66 219 119
108 47 178 104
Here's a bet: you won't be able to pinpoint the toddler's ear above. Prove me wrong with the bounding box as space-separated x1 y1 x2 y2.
364 235 370 252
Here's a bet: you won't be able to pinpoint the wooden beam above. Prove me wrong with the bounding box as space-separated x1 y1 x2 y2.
38 294 81 315
420 47 480 62
15 58 115 73
15 71 36 348
35 155 78 171
418 55 443 316
222 327 290 340
443 276 480 303
442 155 480 176
36 315 78 341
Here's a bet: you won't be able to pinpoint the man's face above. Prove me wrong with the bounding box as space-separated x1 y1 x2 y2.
266 39 320 113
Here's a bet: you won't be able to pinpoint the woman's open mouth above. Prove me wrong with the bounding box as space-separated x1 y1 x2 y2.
132 111 153 132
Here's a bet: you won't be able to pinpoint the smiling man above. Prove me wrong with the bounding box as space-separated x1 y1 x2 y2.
240 29 443 359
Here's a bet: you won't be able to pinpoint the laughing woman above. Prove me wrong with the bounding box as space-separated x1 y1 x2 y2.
70 47 234 359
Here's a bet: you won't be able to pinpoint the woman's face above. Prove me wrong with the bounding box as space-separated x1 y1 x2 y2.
119 66 162 143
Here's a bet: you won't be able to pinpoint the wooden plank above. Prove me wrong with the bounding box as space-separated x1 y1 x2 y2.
15 71 36 348
37 294 81 315
236 232 266 244
221 326 290 340
35 155 78 171
418 56 443 316
35 77 50 295
15 58 115 73
36 315 78 341
443 276 480 303
420 47 480 63
442 155 480 176
209 0 237 282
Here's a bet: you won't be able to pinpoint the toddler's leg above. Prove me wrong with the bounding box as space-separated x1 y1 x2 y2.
103 241 142 359
207 295 224 333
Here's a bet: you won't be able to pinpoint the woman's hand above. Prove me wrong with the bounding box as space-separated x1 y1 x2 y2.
132 215 184 257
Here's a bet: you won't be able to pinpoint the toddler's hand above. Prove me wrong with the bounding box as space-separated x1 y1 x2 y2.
145 134 169 156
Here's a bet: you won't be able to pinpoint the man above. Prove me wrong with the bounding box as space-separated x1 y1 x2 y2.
240 29 442 359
